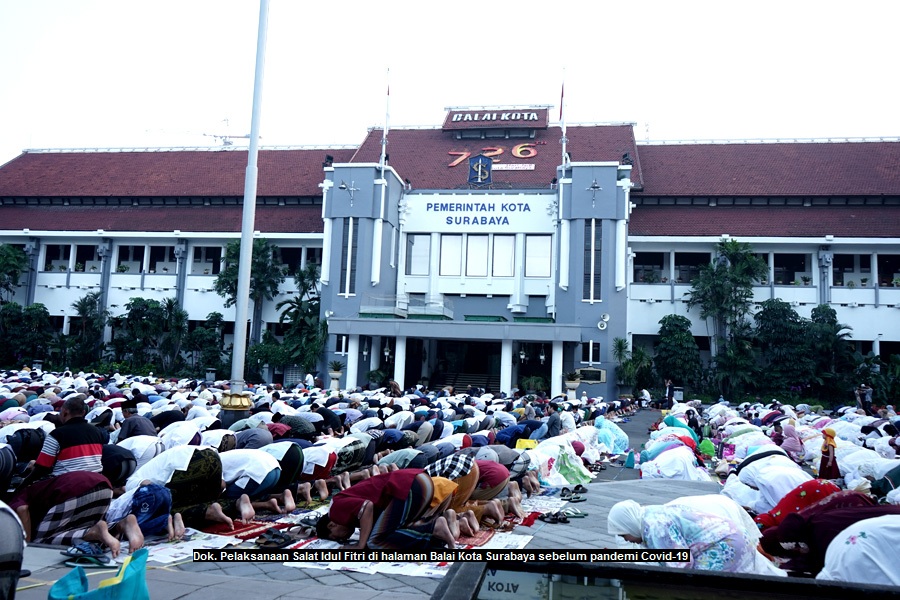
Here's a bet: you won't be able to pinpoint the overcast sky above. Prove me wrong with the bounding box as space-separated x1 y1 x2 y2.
2 0 899 165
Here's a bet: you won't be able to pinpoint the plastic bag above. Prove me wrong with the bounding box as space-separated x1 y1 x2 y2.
49 549 149 600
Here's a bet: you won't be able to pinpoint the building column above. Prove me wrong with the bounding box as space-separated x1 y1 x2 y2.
551 340 563 397
347 335 360 389
500 339 513 397
393 336 407 389
174 240 188 309
24 238 39 306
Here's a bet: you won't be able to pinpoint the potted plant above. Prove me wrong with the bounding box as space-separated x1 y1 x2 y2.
801 275 811 285
847 280 856 289
74 263 85 272
366 368 387 387
893 277 900 287
116 264 129 273
563 371 581 395
520 375 546 394
58 264 68 272
44 263 53 272
328 360 345 391
860 277 868 287
90 265 98 272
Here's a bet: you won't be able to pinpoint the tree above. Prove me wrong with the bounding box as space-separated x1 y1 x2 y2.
157 298 189 374
0 244 27 304
276 263 326 373
186 312 226 376
70 292 108 368
754 299 816 394
686 239 766 394
0 302 24 366
654 314 702 389
19 303 54 364
112 297 187 374
611 337 653 392
214 239 286 346
808 305 855 404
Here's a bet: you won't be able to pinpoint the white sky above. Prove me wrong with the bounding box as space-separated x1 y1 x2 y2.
2 0 899 165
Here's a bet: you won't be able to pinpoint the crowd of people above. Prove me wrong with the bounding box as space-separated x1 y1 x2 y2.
610 393 900 587
2 366 899 591
0 369 640 558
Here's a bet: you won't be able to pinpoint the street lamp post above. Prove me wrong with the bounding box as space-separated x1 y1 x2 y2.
224 0 270 428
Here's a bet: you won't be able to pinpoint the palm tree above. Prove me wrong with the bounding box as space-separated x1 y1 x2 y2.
70 291 108 367
214 238 286 346
276 264 326 373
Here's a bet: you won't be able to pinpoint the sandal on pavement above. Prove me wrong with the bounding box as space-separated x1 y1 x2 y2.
568 494 587 503
562 508 588 518
65 556 112 569
61 542 107 559
255 528 293 549
537 512 559 524
573 485 588 494
560 487 573 500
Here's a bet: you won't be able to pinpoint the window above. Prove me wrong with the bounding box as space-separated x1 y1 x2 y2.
634 251 664 283
440 235 462 276
466 235 488 277
307 247 323 267
43 244 71 271
335 335 348 355
340 218 358 295
492 235 515 277
773 253 808 285
525 235 551 277
581 341 601 363
191 246 222 275
582 220 601 300
149 246 176 274
674 252 709 283
405 234 431 276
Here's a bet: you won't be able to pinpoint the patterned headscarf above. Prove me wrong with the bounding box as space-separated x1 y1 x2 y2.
607 499 645 538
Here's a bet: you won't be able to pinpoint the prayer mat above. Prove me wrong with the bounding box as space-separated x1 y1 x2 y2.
457 528 495 547
202 520 289 541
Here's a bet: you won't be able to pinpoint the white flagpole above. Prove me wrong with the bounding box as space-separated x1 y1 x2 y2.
560 68 568 165
379 68 390 176
372 68 390 287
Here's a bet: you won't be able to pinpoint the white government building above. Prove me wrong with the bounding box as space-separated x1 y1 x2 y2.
1 106 898 399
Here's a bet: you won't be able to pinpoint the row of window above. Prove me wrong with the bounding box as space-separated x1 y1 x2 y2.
40 243 322 275
405 234 553 278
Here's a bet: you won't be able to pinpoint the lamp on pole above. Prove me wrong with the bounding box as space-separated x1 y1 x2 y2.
225 0 270 426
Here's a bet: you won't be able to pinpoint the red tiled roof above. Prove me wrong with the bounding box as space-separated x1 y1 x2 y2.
635 142 900 197
0 148 355 198
0 205 324 233
629 205 900 238
350 124 641 189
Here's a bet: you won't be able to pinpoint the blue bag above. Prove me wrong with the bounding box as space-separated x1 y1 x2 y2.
48 548 150 600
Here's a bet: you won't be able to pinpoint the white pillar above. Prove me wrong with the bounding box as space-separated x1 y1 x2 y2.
551 340 563 397
347 335 360 390
500 339 513 397
615 219 627 290
393 336 407 388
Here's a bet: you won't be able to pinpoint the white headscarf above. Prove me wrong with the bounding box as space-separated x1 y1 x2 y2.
607 499 645 538
817 514 900 586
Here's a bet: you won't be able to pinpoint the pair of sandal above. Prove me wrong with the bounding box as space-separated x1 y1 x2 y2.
255 528 294 549
560 485 588 500
538 511 569 524
588 463 607 473
61 542 111 569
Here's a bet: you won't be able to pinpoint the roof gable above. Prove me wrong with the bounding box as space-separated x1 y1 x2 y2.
350 124 641 190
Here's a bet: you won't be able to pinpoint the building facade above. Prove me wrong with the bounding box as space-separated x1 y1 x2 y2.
1 107 899 400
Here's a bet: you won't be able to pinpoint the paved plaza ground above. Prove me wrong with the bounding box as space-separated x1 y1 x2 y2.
16 407 725 600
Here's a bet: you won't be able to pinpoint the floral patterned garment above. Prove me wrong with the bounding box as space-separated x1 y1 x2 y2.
642 505 756 572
